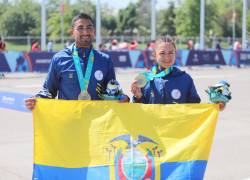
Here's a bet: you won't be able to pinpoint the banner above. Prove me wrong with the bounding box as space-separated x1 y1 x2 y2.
104 51 132 68
238 50 250 65
28 52 55 72
186 50 226 66
33 99 219 180
0 91 31 112
0 52 10 72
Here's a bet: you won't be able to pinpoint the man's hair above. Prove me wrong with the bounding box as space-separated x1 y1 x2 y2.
71 13 94 27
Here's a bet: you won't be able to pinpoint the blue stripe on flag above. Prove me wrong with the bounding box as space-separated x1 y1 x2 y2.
160 160 207 180
33 164 110 180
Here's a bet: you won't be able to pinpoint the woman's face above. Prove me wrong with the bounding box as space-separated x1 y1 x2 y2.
155 42 176 68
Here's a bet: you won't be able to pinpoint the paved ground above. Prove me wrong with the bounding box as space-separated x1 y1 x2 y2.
0 67 250 180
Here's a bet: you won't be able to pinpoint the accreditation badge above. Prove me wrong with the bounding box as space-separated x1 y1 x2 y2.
78 91 91 100
135 73 148 88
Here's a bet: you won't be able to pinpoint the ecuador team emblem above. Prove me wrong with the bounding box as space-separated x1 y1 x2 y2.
105 134 162 180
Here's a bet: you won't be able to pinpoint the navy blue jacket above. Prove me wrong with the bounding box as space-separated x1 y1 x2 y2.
37 44 115 100
133 67 201 104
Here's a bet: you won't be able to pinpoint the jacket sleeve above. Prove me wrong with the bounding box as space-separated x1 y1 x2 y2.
187 79 201 103
36 56 59 98
132 96 146 103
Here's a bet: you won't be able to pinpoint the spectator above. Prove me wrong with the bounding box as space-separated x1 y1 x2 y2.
0 37 6 52
233 41 241 50
98 43 108 51
129 40 138 50
215 40 222 51
187 39 194 50
31 40 41 52
47 41 53 52
119 42 128 50
146 41 155 51
110 39 119 50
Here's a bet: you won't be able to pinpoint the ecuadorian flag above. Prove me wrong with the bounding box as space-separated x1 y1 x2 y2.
32 99 219 180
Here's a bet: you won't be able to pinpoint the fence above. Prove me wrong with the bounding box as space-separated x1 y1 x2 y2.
0 49 249 73
1 36 246 51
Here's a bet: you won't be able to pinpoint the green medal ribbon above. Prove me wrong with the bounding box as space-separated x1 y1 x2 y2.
135 65 173 87
72 44 94 99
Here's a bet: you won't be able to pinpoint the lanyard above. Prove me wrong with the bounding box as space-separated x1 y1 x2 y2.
151 65 173 78
143 65 173 81
72 44 94 92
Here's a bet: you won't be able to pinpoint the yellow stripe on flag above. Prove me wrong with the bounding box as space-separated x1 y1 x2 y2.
33 98 219 168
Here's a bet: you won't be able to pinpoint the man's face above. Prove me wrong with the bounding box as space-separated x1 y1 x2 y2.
72 18 95 48
155 42 176 68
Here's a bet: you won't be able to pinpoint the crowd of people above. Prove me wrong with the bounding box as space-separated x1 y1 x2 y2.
0 35 245 53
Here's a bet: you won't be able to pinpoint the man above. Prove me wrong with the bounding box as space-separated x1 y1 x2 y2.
25 13 128 110
31 40 41 52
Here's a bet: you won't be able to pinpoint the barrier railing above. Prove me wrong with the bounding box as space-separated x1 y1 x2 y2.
0 49 248 72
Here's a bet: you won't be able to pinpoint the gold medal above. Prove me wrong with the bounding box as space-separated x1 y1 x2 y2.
135 73 148 88
78 91 91 100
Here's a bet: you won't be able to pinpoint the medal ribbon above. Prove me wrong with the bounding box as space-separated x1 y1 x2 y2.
142 65 173 81
72 44 94 93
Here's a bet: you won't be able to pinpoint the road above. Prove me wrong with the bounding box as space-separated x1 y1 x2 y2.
0 67 250 180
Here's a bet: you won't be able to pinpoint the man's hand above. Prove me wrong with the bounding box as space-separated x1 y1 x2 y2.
131 81 142 99
25 97 36 110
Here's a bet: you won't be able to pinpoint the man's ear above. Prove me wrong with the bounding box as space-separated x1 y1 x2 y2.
69 28 73 36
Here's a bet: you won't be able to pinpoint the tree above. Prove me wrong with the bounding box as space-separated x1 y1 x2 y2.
214 0 243 38
102 15 117 36
47 0 96 39
0 0 40 36
136 0 151 36
157 1 176 36
117 3 138 36
175 0 217 37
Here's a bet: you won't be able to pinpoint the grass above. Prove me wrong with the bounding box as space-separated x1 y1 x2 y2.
5 41 67 51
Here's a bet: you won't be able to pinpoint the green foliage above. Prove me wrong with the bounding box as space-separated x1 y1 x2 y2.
102 15 117 36
214 0 243 37
157 1 176 36
136 0 151 36
175 0 217 37
0 0 249 42
47 0 96 39
0 0 40 36
117 3 138 35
